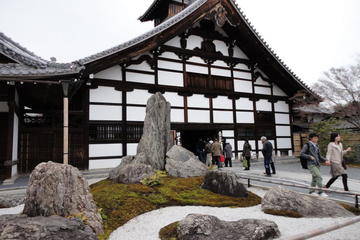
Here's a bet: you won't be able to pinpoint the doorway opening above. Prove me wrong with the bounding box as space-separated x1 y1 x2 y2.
180 130 218 154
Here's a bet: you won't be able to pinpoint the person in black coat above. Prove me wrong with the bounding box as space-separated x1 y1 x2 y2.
261 136 276 176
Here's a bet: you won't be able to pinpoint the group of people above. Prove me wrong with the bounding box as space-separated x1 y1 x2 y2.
195 138 233 168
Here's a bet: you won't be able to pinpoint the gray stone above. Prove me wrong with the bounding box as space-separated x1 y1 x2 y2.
261 186 354 217
22 161 103 235
166 145 196 163
202 171 248 197
136 92 172 170
0 214 97 240
0 195 24 208
165 157 208 178
177 214 280 240
109 162 155 184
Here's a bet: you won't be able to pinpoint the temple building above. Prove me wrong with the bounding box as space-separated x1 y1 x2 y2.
0 0 318 180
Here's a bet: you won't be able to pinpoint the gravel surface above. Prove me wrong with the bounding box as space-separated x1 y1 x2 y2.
0 204 24 215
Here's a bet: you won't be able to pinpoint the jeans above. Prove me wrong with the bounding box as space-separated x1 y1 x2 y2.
308 164 323 193
225 158 232 167
212 156 220 168
264 158 271 175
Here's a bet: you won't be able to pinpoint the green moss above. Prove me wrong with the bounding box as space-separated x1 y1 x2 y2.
90 176 261 240
339 203 360 216
159 221 179 240
263 209 303 218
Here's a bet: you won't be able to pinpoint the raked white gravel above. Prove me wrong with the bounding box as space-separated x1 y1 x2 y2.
109 205 360 240
0 204 24 215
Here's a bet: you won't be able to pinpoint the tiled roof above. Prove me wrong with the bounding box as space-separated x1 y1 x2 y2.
0 63 79 78
138 0 165 22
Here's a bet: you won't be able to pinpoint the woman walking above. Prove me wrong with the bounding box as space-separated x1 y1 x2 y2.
242 140 252 170
325 133 352 191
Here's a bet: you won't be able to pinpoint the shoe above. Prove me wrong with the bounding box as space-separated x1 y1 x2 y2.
319 192 328 198
310 192 318 196
265 174 272 177
272 172 276 175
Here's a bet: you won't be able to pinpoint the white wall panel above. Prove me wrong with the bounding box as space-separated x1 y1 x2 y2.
233 71 252 79
255 77 271 86
89 105 122 121
186 64 208 74
255 86 271 95
277 138 292 149
256 99 272 111
12 113 19 177
187 56 204 64
213 40 228 56
273 84 288 96
212 96 232 109
127 106 146 121
187 35 202 50
158 60 183 71
276 126 291 136
126 72 155 84
127 89 152 105
236 112 254 123
222 130 234 137
94 65 122 80
127 61 153 72
163 92 184 107
171 108 184 122
233 46 248 59
127 143 138 155
211 67 231 77
89 159 121 169
160 51 179 60
90 87 122 103
213 111 233 123
164 36 181 48
234 63 250 71
274 101 290 112
275 113 290 124
0 102 8 112
234 80 253 93
188 110 210 123
89 143 122 157
187 94 209 108
212 60 228 67
236 98 253 110
158 71 184 87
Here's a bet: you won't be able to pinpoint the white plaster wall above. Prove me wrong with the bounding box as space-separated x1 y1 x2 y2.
234 63 250 71
158 60 183 71
277 138 292 149
233 46 248 59
255 77 270 86
236 112 254 123
274 101 290 112
0 102 8 112
127 89 152 105
233 71 252 80
89 143 123 157
11 165 17 177
127 106 146 121
213 111 233 123
188 110 210 123
212 60 228 67
158 70 184 87
90 87 122 103
212 96 232 109
256 99 272 112
11 113 19 177
94 65 122 80
163 92 184 107
89 105 122 121
160 51 179 60
127 143 138 155
126 72 155 84
273 84 288 96
255 86 271 95
89 159 121 169
222 130 234 137
211 67 231 77
187 94 209 108
164 36 181 48
127 61 153 72
234 80 253 93
213 40 228 56
187 56 205 64
275 113 290 124
171 108 184 122
186 63 208 74
187 35 202 50
236 98 253 110
289 150 293 156
276 125 291 136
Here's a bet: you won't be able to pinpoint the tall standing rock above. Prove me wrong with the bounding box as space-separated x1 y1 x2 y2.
23 161 103 235
136 92 172 170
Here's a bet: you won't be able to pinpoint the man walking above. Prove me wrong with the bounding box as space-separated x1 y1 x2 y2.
261 136 276 176
224 142 233 167
300 133 328 197
211 139 222 168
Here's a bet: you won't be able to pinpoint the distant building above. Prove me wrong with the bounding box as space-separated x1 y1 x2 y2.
0 0 318 180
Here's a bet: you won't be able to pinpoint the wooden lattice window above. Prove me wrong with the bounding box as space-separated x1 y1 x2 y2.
237 125 255 139
89 122 122 143
185 72 233 91
126 124 144 143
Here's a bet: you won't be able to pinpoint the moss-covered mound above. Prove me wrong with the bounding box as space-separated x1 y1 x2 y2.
339 203 360 216
90 176 261 240
159 221 179 240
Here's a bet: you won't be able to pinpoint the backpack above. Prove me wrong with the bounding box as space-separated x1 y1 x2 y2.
299 142 310 169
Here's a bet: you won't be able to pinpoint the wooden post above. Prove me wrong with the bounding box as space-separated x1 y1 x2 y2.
62 81 70 165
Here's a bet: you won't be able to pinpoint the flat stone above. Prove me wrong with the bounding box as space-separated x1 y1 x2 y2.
109 162 155 184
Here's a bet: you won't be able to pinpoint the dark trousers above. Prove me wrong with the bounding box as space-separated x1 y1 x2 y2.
325 174 349 191
264 159 276 175
225 158 232 167
212 156 220 168
244 156 250 169
270 162 276 174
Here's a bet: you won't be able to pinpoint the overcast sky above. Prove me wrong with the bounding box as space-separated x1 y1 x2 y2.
1 0 359 85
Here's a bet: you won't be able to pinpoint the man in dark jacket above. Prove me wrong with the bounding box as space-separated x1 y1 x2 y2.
300 133 329 197
261 136 275 176
224 142 233 167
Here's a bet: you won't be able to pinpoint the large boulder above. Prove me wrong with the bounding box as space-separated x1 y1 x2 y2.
261 186 354 218
165 157 208 178
0 214 97 240
166 145 196 163
136 92 172 170
22 161 103 235
109 162 154 184
202 171 248 197
177 214 280 240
